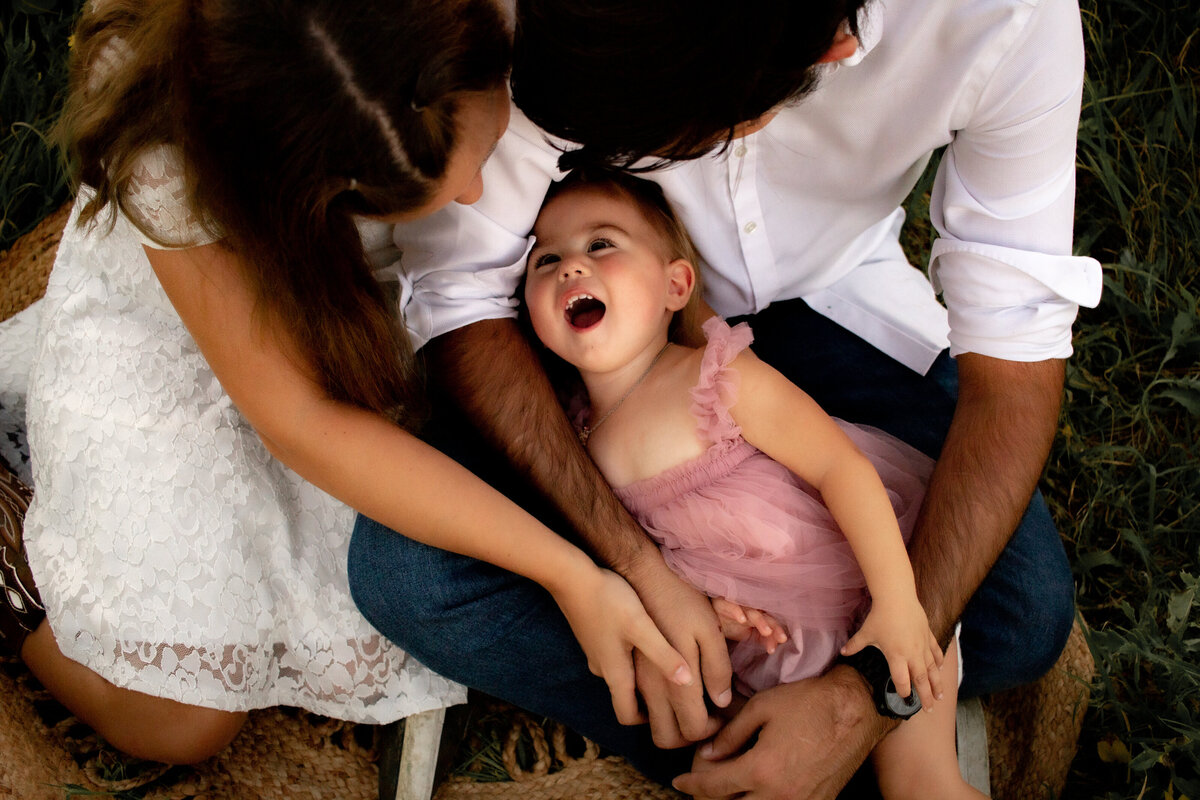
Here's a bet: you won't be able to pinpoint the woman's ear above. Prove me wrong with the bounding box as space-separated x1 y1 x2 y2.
816 27 858 63
665 259 696 311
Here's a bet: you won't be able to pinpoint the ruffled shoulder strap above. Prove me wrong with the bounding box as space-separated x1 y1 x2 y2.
689 317 754 445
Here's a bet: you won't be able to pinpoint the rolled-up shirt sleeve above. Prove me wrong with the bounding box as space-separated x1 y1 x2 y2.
391 107 561 351
929 0 1102 360
393 210 535 351
931 240 1101 359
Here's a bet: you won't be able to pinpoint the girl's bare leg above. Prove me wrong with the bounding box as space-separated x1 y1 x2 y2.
21 621 247 764
872 638 988 800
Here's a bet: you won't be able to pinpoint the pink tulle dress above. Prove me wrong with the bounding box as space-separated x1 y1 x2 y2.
613 318 934 695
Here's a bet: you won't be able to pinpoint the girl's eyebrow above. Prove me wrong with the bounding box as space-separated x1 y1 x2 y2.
581 221 630 238
528 219 629 253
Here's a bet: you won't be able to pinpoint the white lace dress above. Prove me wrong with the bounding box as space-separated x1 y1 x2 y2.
22 146 465 722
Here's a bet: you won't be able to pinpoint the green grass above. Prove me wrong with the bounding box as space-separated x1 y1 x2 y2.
1050 1 1200 796
0 0 78 251
2 1 1198 798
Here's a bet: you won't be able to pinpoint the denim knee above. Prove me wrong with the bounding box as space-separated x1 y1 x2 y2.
348 513 690 783
958 490 1075 697
348 513 550 675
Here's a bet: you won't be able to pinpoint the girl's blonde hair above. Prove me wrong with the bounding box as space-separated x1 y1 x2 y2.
58 0 510 424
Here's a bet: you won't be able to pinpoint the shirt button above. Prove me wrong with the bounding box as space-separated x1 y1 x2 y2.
743 221 758 234
734 144 748 158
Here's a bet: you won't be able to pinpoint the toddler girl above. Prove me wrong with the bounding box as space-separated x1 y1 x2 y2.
524 170 986 798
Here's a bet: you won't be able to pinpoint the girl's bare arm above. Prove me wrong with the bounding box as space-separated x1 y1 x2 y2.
726 352 942 705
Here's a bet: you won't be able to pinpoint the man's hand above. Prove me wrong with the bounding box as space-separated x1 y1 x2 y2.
627 555 732 746
673 666 892 800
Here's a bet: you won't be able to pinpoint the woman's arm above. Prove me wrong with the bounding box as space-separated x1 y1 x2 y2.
144 242 691 721
726 352 943 705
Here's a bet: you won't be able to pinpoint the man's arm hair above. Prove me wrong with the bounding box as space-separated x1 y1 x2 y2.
908 354 1065 644
427 317 660 571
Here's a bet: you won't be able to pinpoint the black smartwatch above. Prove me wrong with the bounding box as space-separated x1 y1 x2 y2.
837 645 922 719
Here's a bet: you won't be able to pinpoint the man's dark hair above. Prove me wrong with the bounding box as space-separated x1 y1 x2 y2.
512 0 867 170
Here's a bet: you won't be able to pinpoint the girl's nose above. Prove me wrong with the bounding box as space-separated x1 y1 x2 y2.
559 258 588 279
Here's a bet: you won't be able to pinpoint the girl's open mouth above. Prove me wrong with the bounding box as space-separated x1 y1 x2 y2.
565 294 606 330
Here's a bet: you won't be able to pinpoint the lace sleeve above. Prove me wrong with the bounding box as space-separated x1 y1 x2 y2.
123 144 221 250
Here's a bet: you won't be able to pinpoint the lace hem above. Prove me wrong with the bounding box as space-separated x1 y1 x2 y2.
54 628 465 723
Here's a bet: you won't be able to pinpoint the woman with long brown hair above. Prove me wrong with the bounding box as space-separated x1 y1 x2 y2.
0 0 687 764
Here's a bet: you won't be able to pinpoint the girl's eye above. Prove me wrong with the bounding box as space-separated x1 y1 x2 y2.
587 238 615 253
533 252 561 269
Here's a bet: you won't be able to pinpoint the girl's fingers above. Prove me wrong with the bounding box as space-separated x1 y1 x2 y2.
712 598 748 624
886 654 912 700
926 663 944 705
840 629 867 657
744 608 773 637
930 633 946 700
911 664 935 710
927 648 945 702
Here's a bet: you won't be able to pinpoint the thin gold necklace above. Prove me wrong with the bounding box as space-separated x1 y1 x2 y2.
578 342 671 447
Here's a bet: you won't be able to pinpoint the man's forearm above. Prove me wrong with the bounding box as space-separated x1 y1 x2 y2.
909 354 1065 642
428 318 658 571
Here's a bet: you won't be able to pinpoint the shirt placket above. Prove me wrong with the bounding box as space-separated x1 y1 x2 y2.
727 138 777 313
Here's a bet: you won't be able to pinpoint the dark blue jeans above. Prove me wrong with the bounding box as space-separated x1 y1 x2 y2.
348 298 1074 781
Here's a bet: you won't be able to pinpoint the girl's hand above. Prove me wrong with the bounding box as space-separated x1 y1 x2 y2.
550 566 694 725
840 598 944 710
711 598 789 654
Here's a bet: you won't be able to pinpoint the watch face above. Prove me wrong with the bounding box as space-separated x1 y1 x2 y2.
839 646 923 719
884 679 922 718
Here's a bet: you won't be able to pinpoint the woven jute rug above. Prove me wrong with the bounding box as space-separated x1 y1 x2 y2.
0 203 71 325
1 203 1094 800
985 619 1094 799
0 652 380 800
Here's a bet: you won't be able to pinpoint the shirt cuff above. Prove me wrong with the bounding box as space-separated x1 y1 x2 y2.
398 237 535 351
930 239 1102 361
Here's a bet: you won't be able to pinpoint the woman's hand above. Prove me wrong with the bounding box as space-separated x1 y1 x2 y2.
840 597 944 710
549 565 694 725
711 598 789 653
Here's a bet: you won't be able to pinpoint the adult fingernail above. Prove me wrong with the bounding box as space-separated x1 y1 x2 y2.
674 665 694 685
699 742 715 759
716 689 732 707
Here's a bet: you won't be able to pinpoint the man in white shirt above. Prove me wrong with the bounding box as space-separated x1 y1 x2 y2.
348 0 1102 795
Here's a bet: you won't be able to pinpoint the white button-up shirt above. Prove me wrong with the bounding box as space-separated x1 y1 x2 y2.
386 0 1103 374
